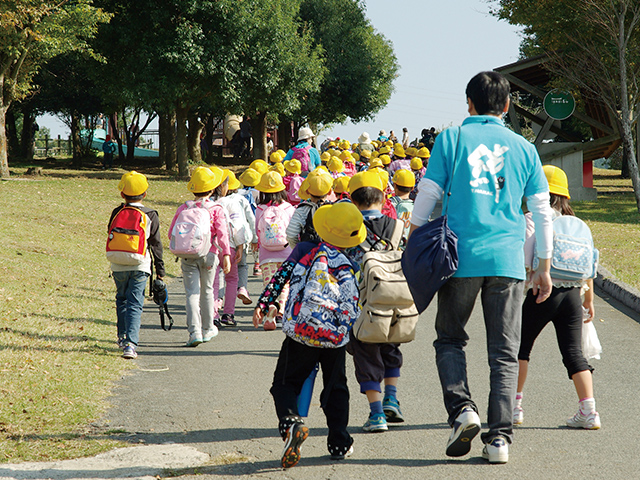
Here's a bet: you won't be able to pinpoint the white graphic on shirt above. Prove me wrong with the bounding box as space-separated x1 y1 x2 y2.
467 144 508 203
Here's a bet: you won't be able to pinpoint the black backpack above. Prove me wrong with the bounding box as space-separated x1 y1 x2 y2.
297 200 331 244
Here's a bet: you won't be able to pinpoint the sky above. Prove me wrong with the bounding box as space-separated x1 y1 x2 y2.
38 0 524 144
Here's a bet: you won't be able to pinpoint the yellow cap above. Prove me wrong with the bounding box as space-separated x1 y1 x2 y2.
239 167 261 187
394 146 406 158
332 176 350 194
284 159 302 174
328 141 337 147
187 166 223 194
393 169 416 188
118 171 149 196
385 140 393 147
379 145 391 155
249 159 269 175
328 156 345 173
368 158 384 169
406 147 418 158
371 151 380 159
410 157 424 171
380 154 391 166
376 166 389 189
417 147 431 159
313 202 367 248
349 170 384 193
543 165 570 198
352 152 360 162
300 174 333 198
269 151 283 164
277 149 286 157
320 151 331 162
223 169 242 190
270 162 286 176
339 150 352 163
256 171 285 193
360 149 372 159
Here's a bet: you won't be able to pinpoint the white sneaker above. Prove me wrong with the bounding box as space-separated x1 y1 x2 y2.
567 410 601 429
202 326 219 342
513 405 523 425
445 406 481 457
482 436 509 464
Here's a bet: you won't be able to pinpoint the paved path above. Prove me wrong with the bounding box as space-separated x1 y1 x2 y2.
2 265 639 479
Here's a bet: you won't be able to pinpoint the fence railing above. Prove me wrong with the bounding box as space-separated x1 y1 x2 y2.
35 135 72 157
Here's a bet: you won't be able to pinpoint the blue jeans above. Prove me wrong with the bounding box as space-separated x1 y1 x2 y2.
113 270 150 346
434 276 523 444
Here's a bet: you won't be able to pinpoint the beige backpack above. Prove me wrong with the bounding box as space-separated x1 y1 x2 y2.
353 220 419 344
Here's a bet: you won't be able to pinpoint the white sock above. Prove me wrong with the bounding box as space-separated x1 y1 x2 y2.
515 392 523 408
580 397 596 414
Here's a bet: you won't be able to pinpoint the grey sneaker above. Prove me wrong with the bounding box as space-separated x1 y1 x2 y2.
446 406 481 457
482 435 509 464
567 410 601 429
122 345 137 359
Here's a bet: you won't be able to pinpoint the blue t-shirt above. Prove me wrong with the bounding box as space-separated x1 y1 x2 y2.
424 115 548 279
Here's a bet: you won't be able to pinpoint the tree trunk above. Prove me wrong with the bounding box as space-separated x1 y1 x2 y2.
187 112 205 164
20 107 35 161
71 112 83 167
278 120 292 151
6 106 20 159
0 104 10 178
162 110 177 172
176 104 190 178
253 111 268 161
109 113 125 162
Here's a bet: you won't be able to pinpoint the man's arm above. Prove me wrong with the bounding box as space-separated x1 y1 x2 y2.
526 191 553 303
407 177 443 239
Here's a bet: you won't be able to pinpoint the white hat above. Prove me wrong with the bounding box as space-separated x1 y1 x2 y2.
358 132 371 144
298 127 315 141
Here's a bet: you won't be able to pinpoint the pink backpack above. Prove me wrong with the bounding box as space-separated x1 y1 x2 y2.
169 200 213 259
291 145 311 172
258 204 290 251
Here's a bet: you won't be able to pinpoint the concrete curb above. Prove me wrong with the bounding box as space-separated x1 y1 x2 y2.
596 265 640 314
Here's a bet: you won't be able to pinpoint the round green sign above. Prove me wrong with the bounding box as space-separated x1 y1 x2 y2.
544 90 575 120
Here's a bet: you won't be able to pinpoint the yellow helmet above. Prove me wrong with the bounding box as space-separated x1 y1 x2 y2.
394 146 406 158
543 165 570 198
332 175 351 194
368 158 384 169
187 166 223 193
284 159 302 175
239 167 261 187
349 170 383 193
327 156 345 173
406 147 418 158
320 151 331 163
269 151 283 164
118 171 148 196
256 171 285 193
379 154 391 166
270 162 286 176
410 157 424 171
313 202 367 248
249 159 269 175
393 169 416 188
222 169 242 190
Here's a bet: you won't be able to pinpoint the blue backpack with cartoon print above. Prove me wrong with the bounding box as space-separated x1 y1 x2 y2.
282 243 360 348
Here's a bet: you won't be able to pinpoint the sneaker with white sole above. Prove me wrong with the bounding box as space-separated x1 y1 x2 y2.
482 435 509 464
445 406 481 457
237 287 252 305
566 410 601 430
264 305 278 331
330 444 354 460
122 344 137 359
362 413 388 432
202 326 219 342
383 396 405 424
513 405 523 425
281 421 309 468
185 335 203 347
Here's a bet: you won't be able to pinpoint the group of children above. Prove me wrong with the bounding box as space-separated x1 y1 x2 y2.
107 138 600 468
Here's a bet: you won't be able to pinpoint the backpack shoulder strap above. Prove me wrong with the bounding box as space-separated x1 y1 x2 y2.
390 219 404 250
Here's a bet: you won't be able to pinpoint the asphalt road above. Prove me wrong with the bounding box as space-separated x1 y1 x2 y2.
3 263 639 480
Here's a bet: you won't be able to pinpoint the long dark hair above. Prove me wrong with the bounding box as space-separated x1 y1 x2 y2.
258 190 287 205
550 193 574 216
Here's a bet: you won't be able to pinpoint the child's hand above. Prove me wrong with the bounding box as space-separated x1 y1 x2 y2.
583 300 595 323
234 246 244 263
222 254 232 274
252 307 263 328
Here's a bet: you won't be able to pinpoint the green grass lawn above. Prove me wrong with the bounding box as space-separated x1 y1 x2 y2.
573 168 640 290
0 161 637 463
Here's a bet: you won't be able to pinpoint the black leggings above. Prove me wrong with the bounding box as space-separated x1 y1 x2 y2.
519 287 593 379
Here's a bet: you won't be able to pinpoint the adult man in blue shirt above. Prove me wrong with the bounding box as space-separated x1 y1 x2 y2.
409 71 553 464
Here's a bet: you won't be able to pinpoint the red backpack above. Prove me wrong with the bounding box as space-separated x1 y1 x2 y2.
106 206 148 265
291 145 311 172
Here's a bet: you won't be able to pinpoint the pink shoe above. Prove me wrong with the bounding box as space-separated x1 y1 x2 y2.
237 287 252 305
264 305 277 331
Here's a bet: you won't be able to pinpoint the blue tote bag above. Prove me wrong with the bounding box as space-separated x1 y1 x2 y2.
401 128 461 313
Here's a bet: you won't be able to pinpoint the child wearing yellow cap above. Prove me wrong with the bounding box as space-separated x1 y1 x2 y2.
108 172 166 359
283 159 304 206
390 169 416 241
168 167 232 347
253 202 365 468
